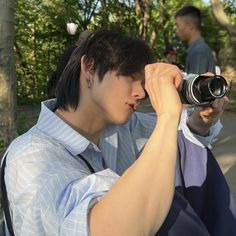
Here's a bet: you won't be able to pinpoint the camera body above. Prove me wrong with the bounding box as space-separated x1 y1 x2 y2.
180 74 228 106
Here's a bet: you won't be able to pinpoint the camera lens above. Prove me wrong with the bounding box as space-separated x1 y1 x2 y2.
180 74 228 106
209 76 227 97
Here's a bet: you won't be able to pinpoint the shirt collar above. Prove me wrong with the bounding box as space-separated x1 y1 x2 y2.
36 99 90 156
36 99 119 157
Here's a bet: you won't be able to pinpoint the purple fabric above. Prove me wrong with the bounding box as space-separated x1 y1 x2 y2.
155 131 236 235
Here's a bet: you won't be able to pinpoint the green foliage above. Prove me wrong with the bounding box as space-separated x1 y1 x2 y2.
17 95 45 106
16 112 29 135
222 0 236 21
15 0 234 102
200 7 229 54
16 104 40 135
0 139 6 153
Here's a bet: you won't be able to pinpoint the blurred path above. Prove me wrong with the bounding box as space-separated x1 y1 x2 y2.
211 111 236 200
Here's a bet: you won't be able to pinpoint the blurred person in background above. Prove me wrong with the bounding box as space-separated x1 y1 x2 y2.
175 5 215 74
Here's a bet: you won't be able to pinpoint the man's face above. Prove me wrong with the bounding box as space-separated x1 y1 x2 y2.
90 70 146 125
175 16 190 43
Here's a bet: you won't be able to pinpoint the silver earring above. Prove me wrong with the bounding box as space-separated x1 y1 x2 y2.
87 79 93 89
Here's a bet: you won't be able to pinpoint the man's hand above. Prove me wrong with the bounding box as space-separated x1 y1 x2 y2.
145 63 183 119
187 96 229 136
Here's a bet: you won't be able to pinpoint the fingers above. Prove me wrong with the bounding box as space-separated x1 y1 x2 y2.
198 96 229 116
221 96 229 110
144 63 183 117
211 96 229 111
200 72 214 77
145 63 183 89
144 64 155 98
194 96 229 127
199 106 214 116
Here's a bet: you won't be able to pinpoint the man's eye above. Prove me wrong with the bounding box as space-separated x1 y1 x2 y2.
130 75 137 81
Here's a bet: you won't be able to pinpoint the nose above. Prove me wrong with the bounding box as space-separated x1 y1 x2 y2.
132 82 146 100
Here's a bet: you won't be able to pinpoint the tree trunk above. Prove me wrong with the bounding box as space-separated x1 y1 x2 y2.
0 0 17 151
210 0 236 83
100 0 109 28
134 0 151 40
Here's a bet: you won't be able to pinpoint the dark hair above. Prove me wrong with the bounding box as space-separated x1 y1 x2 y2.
47 44 77 98
47 30 92 98
164 44 177 56
175 5 201 30
56 29 155 111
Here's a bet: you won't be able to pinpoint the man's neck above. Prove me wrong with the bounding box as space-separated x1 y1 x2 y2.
55 107 106 145
188 31 201 46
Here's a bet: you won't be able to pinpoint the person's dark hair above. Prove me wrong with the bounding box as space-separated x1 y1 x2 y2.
164 44 177 56
56 29 155 111
47 44 77 98
47 30 92 98
175 5 201 30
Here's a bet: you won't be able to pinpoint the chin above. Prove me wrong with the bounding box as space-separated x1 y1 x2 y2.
112 114 132 125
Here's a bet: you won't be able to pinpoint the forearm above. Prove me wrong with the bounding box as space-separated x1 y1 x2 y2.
89 116 179 236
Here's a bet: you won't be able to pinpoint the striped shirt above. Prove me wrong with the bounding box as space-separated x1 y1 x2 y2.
3 99 222 235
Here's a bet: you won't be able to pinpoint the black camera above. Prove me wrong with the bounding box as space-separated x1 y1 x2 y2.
180 74 228 106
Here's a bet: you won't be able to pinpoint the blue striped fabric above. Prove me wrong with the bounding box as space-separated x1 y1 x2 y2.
3 99 224 235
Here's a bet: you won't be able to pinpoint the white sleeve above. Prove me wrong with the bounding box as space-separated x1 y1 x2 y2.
178 108 222 147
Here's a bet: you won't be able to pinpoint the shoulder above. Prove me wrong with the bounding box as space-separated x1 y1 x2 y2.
6 127 70 166
188 38 211 54
190 44 211 55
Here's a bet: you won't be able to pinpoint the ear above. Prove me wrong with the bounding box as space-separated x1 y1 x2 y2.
80 55 95 78
187 21 195 30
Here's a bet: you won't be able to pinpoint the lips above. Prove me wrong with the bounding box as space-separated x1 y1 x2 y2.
128 103 139 111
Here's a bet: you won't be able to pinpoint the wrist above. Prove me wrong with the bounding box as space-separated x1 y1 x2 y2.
155 115 180 135
158 114 180 126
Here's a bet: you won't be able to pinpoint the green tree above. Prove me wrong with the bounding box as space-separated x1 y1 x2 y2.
15 0 104 101
211 0 236 82
13 0 232 101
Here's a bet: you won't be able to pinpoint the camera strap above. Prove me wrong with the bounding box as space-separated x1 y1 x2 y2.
0 153 15 236
77 154 96 173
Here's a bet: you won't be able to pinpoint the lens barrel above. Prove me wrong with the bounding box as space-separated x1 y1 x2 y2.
180 74 228 106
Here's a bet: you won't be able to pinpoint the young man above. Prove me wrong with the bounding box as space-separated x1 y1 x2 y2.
2 30 235 235
175 5 228 146
175 5 215 74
